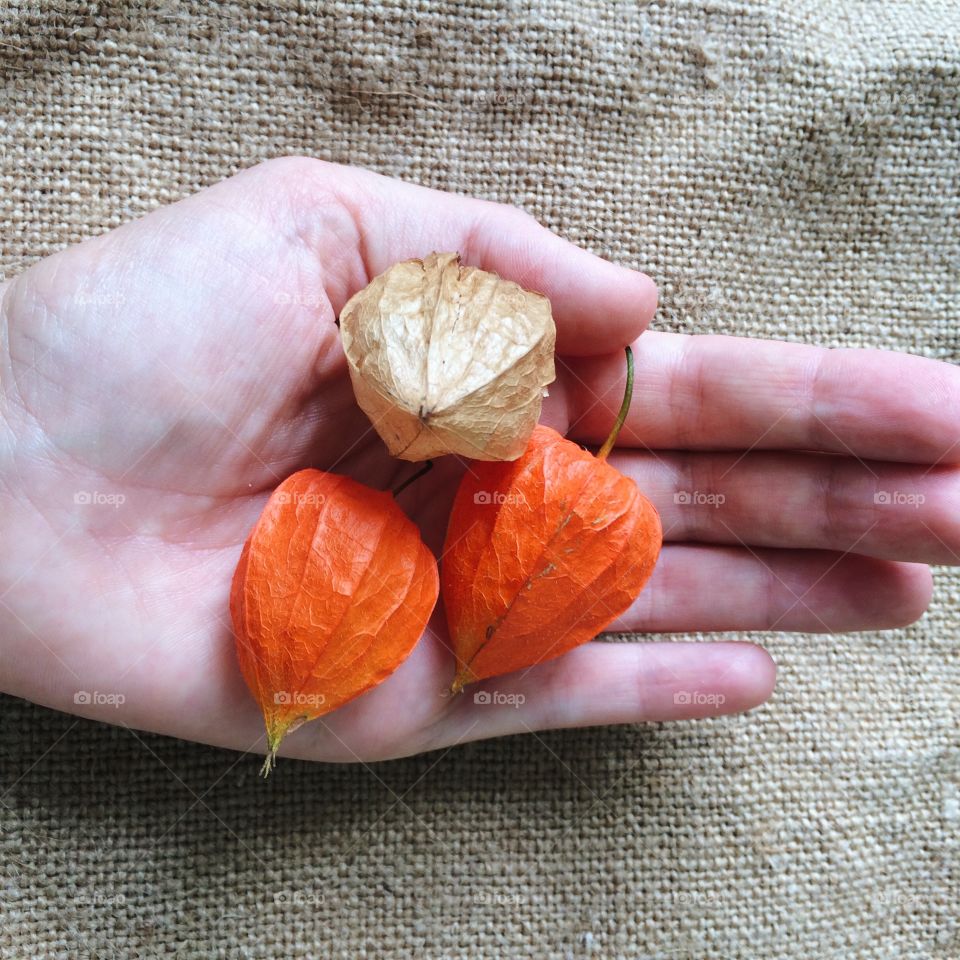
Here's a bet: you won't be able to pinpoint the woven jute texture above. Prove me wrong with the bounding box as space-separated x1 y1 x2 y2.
1 2 958 958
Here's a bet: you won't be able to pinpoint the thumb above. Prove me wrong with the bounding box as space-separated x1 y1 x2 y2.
250 156 658 356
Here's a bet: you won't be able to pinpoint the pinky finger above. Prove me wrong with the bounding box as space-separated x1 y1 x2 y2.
442 640 776 743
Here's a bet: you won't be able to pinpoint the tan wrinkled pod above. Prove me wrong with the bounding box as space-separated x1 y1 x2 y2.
339 251 556 461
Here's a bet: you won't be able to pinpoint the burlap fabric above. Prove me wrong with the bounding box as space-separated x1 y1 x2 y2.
1 2 958 957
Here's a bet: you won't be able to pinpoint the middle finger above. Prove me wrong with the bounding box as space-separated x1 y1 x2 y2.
612 449 960 564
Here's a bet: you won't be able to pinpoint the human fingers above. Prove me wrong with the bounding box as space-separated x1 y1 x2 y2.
559 332 960 463
437 640 775 743
607 449 960 564
612 544 932 633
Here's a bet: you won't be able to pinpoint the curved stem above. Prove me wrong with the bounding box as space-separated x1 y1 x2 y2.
597 346 634 461
392 459 434 496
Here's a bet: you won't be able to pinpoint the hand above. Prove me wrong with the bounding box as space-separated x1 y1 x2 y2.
1 158 956 764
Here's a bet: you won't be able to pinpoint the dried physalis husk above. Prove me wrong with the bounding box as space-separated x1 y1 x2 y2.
338 251 556 461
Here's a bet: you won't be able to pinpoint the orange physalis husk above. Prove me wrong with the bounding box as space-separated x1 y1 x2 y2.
442 347 662 692
230 469 438 775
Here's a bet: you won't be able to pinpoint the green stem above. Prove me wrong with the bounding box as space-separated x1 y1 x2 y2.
392 459 434 496
597 346 634 461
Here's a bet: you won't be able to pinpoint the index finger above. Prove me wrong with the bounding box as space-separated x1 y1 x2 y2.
561 332 960 464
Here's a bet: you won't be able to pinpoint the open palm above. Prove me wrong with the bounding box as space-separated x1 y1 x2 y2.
1 157 957 765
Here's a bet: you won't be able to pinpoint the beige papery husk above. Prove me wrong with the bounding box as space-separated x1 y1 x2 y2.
339 252 556 461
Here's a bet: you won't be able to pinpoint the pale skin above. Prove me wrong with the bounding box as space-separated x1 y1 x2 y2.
1 157 957 765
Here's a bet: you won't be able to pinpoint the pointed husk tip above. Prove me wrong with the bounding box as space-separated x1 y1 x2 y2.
450 668 473 696
260 728 283 778
260 715 307 778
